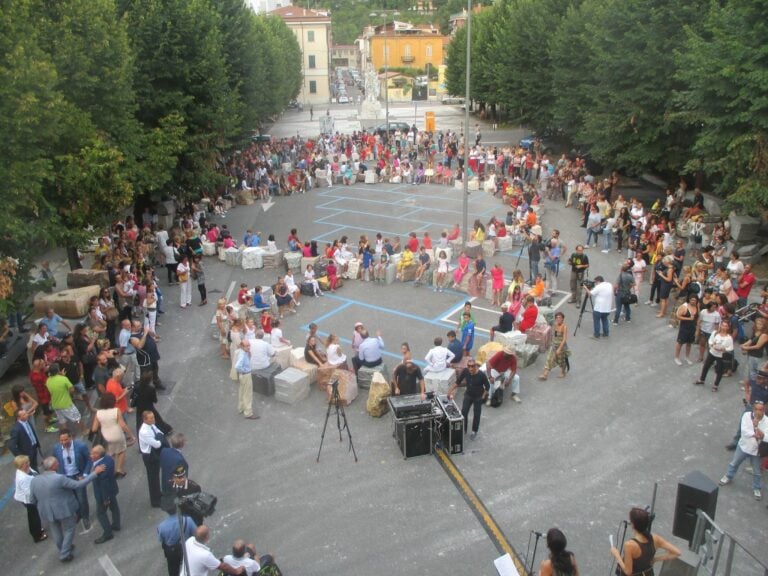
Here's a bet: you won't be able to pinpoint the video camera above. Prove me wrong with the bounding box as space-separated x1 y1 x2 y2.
582 279 595 290
178 492 217 518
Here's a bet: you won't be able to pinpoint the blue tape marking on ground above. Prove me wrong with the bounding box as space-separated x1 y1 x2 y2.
306 301 353 325
433 301 471 323
315 207 466 230
311 227 347 242
0 485 15 513
399 208 423 219
314 212 345 224
322 293 458 329
315 198 344 209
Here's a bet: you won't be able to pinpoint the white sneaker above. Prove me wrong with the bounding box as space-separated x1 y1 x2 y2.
674 358 683 366
511 394 522 403
685 358 693 365
754 490 762 501
79 519 92 535
719 476 731 486
601 249 609 253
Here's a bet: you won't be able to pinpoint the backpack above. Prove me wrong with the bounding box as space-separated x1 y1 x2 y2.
489 387 504 407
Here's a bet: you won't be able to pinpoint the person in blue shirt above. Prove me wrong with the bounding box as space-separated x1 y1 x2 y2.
250 287 271 312
242 230 260 247
40 308 72 339
362 247 374 281
157 504 197 576
446 330 464 366
461 312 476 354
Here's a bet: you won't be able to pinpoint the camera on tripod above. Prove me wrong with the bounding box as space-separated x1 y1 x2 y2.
582 279 595 290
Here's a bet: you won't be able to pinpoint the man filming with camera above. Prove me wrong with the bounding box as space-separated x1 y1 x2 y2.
583 276 614 340
568 245 589 306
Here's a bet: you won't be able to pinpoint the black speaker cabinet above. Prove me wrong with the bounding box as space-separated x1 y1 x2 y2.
395 418 433 459
673 470 718 543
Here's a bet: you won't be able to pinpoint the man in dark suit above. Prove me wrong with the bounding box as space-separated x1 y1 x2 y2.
51 430 93 532
9 409 42 470
159 432 189 497
90 445 120 544
29 456 105 562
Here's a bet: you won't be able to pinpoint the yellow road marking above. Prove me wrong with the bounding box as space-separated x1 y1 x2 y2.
435 448 528 575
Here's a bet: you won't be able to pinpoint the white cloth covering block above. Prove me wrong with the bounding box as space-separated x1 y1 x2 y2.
385 264 396 284
424 369 456 395
496 235 514 252
274 344 292 369
202 241 216 256
241 247 264 270
495 330 528 351
365 170 376 184
346 258 360 279
225 248 242 267
284 252 302 271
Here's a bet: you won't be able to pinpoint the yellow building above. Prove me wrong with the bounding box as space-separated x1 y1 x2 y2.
369 22 446 74
272 6 332 105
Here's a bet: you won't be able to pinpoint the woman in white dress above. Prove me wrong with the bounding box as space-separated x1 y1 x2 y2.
304 264 323 297
325 334 348 369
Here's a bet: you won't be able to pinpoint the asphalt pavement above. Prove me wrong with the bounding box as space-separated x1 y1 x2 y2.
1 103 766 576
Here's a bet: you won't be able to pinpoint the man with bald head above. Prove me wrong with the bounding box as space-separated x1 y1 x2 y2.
223 539 276 576
182 525 245 575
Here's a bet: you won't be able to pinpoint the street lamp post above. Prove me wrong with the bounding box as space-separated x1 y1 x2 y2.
371 12 398 136
462 0 472 245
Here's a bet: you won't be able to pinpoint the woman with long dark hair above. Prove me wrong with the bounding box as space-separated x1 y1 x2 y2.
538 528 578 575
611 507 680 576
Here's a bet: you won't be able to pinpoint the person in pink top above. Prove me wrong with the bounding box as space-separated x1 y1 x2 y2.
490 263 505 306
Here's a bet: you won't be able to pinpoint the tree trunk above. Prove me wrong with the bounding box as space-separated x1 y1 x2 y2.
67 246 82 271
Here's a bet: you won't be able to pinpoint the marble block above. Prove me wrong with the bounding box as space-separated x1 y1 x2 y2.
424 369 456 395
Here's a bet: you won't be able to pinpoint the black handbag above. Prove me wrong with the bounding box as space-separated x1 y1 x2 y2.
759 441 768 458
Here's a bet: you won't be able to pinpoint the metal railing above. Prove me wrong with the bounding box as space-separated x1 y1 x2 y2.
689 509 768 576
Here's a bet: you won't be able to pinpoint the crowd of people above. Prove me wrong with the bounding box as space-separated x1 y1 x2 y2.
7 122 768 574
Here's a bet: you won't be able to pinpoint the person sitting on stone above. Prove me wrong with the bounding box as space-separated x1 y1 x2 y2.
396 247 415 281
424 337 455 374
490 302 515 342
413 246 432 285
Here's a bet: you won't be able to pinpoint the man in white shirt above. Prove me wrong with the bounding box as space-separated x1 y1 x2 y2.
584 275 614 340
424 337 455 374
221 540 267 576
182 526 244 576
352 330 384 373
138 411 166 508
719 400 768 501
248 330 277 371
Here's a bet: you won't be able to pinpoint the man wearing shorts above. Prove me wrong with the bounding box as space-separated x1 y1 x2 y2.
46 363 85 435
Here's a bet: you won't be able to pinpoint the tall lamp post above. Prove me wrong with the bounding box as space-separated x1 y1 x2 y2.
370 12 398 135
462 0 472 245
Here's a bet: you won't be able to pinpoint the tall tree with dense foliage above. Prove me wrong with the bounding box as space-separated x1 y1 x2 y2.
120 0 241 199
676 0 768 213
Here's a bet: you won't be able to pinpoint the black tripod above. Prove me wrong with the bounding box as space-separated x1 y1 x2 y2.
573 288 593 337
316 379 358 463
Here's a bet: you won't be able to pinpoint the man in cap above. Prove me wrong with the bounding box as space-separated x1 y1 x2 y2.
482 345 521 404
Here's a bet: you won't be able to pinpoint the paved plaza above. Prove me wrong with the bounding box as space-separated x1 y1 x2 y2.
2 105 767 575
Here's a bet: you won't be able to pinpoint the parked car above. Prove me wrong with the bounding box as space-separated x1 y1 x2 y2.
338 95 350 104
441 95 465 105
373 122 412 136
518 133 559 155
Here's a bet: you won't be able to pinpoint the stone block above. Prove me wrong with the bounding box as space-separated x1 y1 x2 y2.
274 344 292 370
357 364 389 389
482 240 496 258
347 259 361 280
400 264 418 282
468 178 480 191
424 369 456 395
225 248 242 267
516 343 539 368
465 241 481 258
366 373 391 417
526 324 552 353
273 367 310 404
241 248 263 270
235 189 254 205
537 306 555 326
385 264 396 285
729 212 760 243
262 250 284 269
290 347 305 365
494 331 527 351
202 241 217 256
291 358 318 385
449 238 464 255
33 285 100 318
301 256 320 271
365 170 376 184
284 252 302 273
66 269 109 290
496 235 514 252
332 368 358 405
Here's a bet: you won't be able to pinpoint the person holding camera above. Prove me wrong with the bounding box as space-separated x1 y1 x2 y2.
568 245 590 306
614 260 636 325
584 276 614 339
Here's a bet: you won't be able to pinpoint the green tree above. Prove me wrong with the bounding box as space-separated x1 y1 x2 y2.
121 0 241 199
676 0 768 212
0 0 71 304
571 0 707 175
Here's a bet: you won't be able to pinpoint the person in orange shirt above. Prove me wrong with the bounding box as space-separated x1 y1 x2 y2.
529 273 546 300
524 207 537 229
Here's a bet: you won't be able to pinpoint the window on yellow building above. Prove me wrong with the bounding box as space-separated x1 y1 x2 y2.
308 55 316 69
426 44 433 58
309 80 317 94
308 30 315 42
